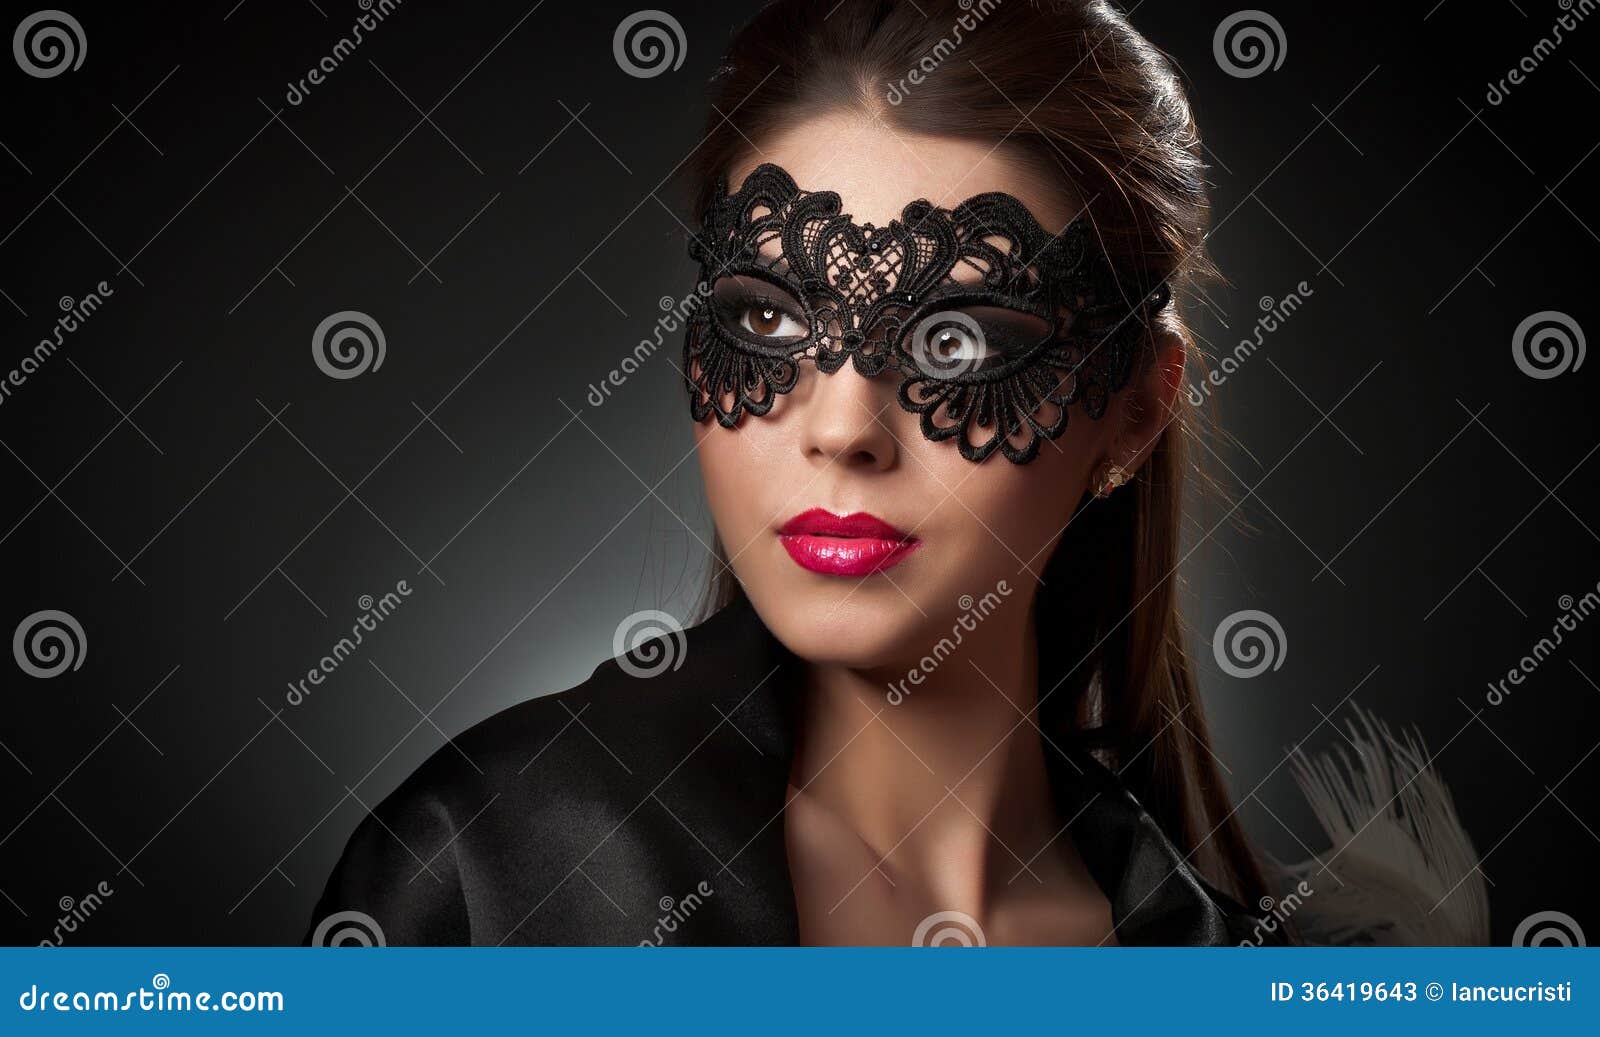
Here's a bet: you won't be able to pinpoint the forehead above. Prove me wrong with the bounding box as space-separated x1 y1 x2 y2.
726 112 1079 232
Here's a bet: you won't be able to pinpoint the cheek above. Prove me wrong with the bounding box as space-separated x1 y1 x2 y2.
694 423 745 541
693 416 796 541
910 426 1100 570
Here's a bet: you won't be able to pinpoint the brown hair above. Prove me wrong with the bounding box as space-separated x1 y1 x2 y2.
686 0 1268 906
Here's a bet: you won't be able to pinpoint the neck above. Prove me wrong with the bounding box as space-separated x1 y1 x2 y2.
790 595 1062 907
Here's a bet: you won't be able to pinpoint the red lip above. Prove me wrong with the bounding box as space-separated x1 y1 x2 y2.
778 508 919 576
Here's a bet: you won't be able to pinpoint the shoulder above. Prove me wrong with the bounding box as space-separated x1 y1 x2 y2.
303 659 649 946
304 597 791 945
392 596 781 818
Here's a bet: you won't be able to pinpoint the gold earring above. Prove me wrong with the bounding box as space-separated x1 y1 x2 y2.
1093 460 1129 498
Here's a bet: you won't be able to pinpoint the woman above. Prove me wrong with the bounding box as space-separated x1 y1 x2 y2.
307 0 1460 947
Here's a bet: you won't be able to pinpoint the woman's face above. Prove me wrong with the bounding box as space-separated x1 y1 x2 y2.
693 114 1170 670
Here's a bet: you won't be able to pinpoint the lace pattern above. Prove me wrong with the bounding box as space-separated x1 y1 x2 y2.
683 163 1170 464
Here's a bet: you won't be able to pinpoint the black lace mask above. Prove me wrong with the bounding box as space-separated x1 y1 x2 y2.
682 163 1170 464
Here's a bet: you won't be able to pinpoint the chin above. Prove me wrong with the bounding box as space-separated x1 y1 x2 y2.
738 578 945 672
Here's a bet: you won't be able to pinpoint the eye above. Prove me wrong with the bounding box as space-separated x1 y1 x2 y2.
904 306 1050 378
740 301 807 339
710 275 809 345
922 320 988 364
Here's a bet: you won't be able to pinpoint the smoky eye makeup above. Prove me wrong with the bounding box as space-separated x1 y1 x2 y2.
710 276 809 347
683 162 1170 464
899 304 1055 376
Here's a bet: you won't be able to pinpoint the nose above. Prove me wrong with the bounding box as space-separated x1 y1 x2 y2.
796 365 899 471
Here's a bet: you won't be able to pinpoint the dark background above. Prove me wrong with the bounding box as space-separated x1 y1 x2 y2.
0 0 1594 945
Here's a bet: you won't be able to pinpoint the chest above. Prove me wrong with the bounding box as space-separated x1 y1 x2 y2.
782 790 1118 946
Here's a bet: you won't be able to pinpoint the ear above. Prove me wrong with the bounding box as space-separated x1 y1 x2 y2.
1108 330 1185 477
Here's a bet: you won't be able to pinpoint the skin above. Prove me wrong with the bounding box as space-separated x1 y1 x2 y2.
692 112 1184 946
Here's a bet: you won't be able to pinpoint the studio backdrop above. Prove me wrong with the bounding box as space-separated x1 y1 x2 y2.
0 0 1595 946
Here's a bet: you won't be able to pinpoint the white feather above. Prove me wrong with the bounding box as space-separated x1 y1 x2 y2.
1279 704 1489 945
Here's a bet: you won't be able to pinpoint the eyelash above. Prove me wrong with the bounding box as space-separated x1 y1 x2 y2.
716 285 1056 371
745 291 798 316
683 163 1173 462
745 294 791 317
720 291 807 337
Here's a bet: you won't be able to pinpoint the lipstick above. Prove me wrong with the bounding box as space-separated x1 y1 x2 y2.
778 508 919 576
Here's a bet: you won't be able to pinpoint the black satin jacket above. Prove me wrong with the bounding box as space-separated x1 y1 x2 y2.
307 596 1263 945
